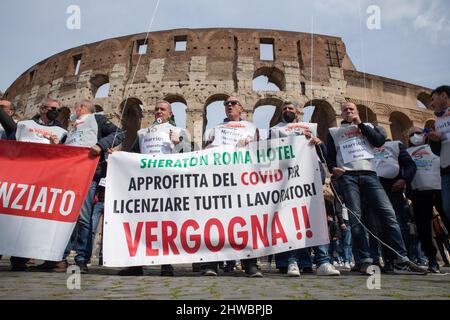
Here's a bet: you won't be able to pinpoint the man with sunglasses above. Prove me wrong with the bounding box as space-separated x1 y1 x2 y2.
202 96 262 277
7 98 67 144
0 97 67 271
205 97 259 148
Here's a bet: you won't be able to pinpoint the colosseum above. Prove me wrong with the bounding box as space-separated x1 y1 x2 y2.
3 28 436 150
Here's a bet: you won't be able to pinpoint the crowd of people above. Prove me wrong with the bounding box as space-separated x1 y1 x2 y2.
1 84 449 278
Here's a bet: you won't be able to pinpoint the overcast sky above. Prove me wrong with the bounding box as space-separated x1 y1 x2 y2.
1 0 449 93
1 0 449 135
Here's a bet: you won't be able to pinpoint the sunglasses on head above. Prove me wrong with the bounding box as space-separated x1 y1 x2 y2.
224 100 241 106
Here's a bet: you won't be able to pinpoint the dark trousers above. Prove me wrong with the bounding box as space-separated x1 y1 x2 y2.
411 190 443 262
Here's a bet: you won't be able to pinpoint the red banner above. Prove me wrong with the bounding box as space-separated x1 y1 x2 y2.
0 140 99 223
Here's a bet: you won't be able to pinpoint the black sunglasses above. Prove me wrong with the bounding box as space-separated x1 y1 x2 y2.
224 101 241 106
42 105 59 111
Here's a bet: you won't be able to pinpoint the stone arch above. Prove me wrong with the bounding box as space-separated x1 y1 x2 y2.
389 111 413 145
357 104 378 125
254 98 283 139
163 94 188 105
90 74 110 98
254 97 285 129
424 119 436 131
417 92 432 109
304 100 337 142
120 98 143 151
253 67 286 91
203 93 230 140
163 94 188 129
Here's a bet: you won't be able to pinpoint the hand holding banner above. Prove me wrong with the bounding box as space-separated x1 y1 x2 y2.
0 140 99 261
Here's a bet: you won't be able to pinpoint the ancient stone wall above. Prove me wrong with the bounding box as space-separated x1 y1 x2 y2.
4 28 435 147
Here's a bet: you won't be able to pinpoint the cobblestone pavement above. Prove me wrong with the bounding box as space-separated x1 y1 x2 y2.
0 257 449 300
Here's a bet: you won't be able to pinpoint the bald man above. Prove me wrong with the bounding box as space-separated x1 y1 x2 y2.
326 102 426 276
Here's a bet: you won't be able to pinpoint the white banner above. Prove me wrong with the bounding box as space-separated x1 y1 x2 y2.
103 136 329 267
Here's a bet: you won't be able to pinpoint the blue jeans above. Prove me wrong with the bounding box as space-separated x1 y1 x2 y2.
328 240 341 263
276 245 330 268
340 221 353 263
364 211 382 262
337 173 408 264
63 180 98 263
90 201 104 260
410 236 427 265
442 174 450 223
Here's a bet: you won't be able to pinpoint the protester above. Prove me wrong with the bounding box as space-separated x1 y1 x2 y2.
326 102 426 275
202 96 261 277
373 130 417 271
269 101 340 277
0 99 16 140
432 210 450 267
407 127 446 273
429 85 450 225
118 100 190 276
0 97 67 271
33 99 124 273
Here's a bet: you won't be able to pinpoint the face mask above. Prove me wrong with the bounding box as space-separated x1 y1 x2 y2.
283 111 296 123
410 134 425 146
70 113 78 122
46 109 59 121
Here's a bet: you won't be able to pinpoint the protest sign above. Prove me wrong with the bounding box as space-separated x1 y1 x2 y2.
103 136 329 267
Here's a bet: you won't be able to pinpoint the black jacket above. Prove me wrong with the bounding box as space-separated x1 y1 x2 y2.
326 122 386 172
90 114 125 181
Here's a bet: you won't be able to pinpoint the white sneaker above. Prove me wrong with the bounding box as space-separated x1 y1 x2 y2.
287 262 301 277
317 263 341 276
343 262 351 270
332 261 339 267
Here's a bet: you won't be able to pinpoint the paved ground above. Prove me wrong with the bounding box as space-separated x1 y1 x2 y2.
0 257 449 300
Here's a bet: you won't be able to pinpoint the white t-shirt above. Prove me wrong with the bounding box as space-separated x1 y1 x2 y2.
407 144 441 191
207 120 258 147
270 122 318 139
15 120 67 144
435 107 450 168
137 122 189 154
373 141 401 179
65 114 99 147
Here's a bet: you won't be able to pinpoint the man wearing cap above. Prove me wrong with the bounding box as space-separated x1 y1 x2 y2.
326 102 426 275
118 100 191 277
429 85 450 226
269 101 341 277
203 96 262 277
407 126 446 273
